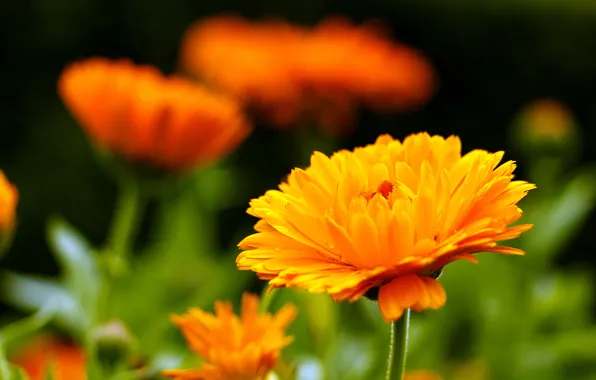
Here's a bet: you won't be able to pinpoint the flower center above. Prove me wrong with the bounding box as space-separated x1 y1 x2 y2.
362 180 395 201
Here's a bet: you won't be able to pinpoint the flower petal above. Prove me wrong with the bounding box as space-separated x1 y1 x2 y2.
378 275 446 322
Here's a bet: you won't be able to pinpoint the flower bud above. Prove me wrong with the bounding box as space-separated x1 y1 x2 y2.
512 99 579 158
90 320 135 367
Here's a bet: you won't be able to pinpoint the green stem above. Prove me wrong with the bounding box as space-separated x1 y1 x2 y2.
259 287 278 313
105 178 144 277
386 309 410 380
92 178 144 379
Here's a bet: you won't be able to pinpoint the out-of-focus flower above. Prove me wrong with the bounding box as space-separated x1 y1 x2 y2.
404 370 443 380
58 58 251 173
518 99 575 140
181 15 435 134
11 337 85 380
163 293 297 380
237 132 535 322
0 171 17 232
451 359 488 380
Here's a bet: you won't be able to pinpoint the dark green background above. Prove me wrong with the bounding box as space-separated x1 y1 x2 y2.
1 0 596 299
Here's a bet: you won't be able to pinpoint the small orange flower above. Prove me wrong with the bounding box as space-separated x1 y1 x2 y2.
0 171 18 231
181 16 434 134
163 293 297 380
404 370 443 380
11 337 85 380
59 58 251 172
237 133 535 322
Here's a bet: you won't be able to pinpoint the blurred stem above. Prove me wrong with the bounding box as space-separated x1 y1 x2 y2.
105 177 144 277
260 287 277 313
386 309 410 380
93 178 144 378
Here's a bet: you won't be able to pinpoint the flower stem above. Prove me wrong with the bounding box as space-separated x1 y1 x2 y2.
386 309 411 380
259 287 277 313
105 178 144 277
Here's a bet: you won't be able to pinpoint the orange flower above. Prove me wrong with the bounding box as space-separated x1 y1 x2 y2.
181 16 434 134
11 337 85 380
58 58 251 172
404 370 443 380
0 171 18 232
237 133 535 322
163 293 297 380
181 16 303 129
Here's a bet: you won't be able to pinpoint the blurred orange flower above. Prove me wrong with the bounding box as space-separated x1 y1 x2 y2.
181 15 434 134
163 293 297 380
237 132 535 322
519 98 575 139
11 337 85 380
0 171 18 231
59 58 251 172
404 370 443 380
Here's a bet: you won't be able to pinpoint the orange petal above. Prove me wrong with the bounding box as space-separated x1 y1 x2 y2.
378 275 446 322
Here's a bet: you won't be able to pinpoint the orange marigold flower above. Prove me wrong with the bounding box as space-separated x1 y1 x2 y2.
163 293 297 380
11 337 85 380
0 171 18 232
237 132 535 322
181 16 434 134
58 58 251 172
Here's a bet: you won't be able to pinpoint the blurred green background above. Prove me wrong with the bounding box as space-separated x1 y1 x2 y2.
2 0 596 379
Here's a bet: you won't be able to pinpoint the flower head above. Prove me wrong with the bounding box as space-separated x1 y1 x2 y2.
0 171 17 232
11 337 85 380
59 58 251 172
163 293 297 380
237 133 535 322
181 16 434 134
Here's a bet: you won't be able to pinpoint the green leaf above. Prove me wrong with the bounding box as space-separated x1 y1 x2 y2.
522 168 596 263
47 216 101 326
8 367 29 380
0 272 87 336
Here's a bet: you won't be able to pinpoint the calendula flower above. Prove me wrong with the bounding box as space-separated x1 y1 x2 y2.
181 16 303 128
0 171 17 231
163 293 297 380
11 337 85 380
58 58 251 172
181 16 434 134
237 133 535 322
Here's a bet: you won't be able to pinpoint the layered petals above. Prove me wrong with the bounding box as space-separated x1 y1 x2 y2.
181 16 434 134
59 58 251 172
378 275 446 322
237 132 535 321
163 293 297 380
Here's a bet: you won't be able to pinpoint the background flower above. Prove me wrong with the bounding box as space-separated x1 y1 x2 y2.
180 15 434 134
163 293 297 380
0 171 18 232
11 337 85 380
59 58 251 173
